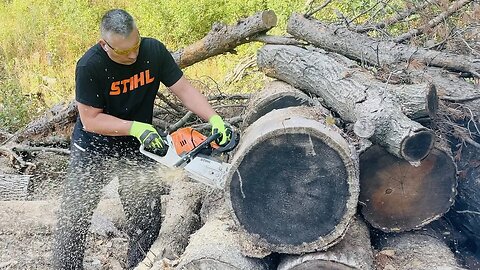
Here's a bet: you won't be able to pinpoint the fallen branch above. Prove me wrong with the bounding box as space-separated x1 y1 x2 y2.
304 0 334 18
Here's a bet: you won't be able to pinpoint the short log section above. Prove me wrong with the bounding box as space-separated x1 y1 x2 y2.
277 216 374 270
359 145 457 232
225 106 359 256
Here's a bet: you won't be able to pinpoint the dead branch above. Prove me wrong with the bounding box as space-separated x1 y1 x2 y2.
12 145 70 155
304 0 334 18
394 0 474 43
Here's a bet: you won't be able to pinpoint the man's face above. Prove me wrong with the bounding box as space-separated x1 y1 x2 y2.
100 28 141 65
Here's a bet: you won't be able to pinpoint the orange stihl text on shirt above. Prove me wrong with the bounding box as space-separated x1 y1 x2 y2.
110 69 155 96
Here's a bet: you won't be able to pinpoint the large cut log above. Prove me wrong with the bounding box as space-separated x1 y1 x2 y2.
134 180 206 270
175 191 272 270
225 106 359 256
286 13 480 117
0 174 30 200
172 10 277 68
374 231 465 270
277 216 374 270
242 80 317 127
359 145 457 232
0 199 124 235
287 13 480 78
257 44 435 162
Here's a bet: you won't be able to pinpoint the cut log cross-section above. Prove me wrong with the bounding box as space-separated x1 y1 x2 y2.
359 145 457 232
257 44 435 162
225 106 359 256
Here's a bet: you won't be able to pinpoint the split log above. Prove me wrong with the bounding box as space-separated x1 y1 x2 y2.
0 174 30 200
225 106 359 256
172 10 277 69
175 191 272 270
287 13 480 78
242 80 318 127
257 44 435 162
0 199 124 235
134 180 206 270
277 216 374 270
359 145 457 232
286 13 480 117
374 231 465 270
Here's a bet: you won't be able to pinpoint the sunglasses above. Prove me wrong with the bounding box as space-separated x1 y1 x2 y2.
104 37 142 55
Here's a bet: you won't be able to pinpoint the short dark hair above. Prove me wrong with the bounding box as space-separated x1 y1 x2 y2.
100 9 136 38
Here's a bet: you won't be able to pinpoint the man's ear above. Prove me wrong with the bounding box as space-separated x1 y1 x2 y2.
98 40 108 52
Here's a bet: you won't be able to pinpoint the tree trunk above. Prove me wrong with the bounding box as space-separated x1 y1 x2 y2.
277 216 374 270
0 199 124 235
0 174 30 200
374 231 465 270
286 13 480 118
172 10 277 69
175 191 272 270
359 145 457 232
242 80 318 128
225 106 359 257
287 13 480 78
257 44 435 162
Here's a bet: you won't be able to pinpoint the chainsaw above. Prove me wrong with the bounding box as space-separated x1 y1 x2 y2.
139 126 239 189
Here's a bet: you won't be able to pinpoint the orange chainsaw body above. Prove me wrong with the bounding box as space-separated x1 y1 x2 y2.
170 127 218 156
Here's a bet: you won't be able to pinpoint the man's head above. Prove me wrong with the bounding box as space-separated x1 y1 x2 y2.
99 9 141 65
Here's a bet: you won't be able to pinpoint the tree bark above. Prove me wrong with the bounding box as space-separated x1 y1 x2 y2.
287 13 480 78
242 80 318 128
277 216 374 270
374 231 465 270
257 44 435 162
0 174 30 200
172 10 277 69
359 145 457 232
225 106 359 256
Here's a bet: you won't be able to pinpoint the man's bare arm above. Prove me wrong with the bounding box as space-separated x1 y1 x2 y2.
168 76 217 121
77 102 132 136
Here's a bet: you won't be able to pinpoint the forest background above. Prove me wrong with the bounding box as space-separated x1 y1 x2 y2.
0 0 477 133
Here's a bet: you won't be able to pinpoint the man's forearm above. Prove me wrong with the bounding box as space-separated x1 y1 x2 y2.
82 113 132 136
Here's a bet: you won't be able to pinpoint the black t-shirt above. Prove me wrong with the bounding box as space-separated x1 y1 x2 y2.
72 37 183 155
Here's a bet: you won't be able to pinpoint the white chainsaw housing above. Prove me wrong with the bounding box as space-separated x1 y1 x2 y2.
139 135 231 189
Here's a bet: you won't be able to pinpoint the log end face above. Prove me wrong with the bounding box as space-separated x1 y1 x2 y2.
261 10 278 28
401 129 435 162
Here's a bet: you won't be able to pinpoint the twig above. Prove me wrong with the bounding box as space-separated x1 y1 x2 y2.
348 0 384 24
156 92 184 113
394 0 473 43
167 111 195 133
440 95 480 102
0 146 33 168
12 146 70 155
305 0 334 18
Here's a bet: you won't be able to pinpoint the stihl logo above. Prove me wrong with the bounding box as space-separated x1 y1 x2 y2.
109 69 155 96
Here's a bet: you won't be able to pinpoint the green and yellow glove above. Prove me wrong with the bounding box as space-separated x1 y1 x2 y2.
209 114 231 146
129 121 166 150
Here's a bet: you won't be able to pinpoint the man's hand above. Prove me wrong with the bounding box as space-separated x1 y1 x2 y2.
129 121 166 151
209 115 231 146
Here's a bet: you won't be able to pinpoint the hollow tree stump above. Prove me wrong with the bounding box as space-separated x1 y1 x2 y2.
257 44 435 162
175 191 272 270
242 80 317 127
374 231 465 270
277 216 374 270
359 145 457 232
225 106 359 257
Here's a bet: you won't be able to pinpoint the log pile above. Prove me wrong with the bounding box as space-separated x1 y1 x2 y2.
2 2 480 270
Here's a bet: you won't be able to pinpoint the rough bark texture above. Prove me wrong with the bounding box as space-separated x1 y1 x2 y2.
0 199 124 235
257 44 435 162
242 80 318 128
225 106 359 257
287 13 480 77
359 145 457 232
134 180 207 270
374 232 465 270
277 216 374 270
172 10 277 69
0 174 30 200
175 191 272 270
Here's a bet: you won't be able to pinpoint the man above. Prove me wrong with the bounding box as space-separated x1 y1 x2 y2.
53 9 230 269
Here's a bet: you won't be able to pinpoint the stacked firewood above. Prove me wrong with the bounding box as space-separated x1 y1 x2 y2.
1 2 479 269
